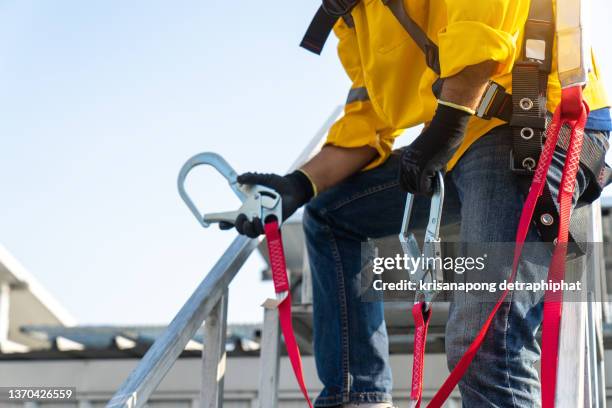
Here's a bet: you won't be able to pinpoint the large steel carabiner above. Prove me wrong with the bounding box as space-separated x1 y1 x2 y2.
177 152 282 228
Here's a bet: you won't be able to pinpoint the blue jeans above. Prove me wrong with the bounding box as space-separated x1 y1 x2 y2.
303 125 598 407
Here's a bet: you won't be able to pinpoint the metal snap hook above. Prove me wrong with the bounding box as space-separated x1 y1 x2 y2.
177 152 245 228
399 171 445 308
177 153 282 229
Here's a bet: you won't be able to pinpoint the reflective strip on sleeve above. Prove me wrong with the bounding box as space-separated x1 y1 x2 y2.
346 87 370 104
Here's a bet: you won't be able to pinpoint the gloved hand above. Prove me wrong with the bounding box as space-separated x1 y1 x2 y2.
219 170 315 238
399 103 471 195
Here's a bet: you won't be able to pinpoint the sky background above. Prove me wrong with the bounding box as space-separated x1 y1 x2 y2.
1 0 611 325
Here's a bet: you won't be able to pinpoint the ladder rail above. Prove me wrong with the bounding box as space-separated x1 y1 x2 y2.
107 236 258 408
106 107 342 408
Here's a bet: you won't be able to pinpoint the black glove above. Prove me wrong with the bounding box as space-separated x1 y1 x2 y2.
219 170 315 238
399 103 471 195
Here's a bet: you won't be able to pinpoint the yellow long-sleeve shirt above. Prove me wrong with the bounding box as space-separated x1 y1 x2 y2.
325 0 610 170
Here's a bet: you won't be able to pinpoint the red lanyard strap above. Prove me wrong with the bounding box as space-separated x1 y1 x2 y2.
540 86 589 408
410 303 432 408
264 220 313 408
413 86 589 408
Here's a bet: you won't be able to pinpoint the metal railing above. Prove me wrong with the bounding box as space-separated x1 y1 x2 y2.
106 107 341 408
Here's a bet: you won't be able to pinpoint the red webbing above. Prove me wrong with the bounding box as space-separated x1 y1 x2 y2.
541 86 589 408
410 303 431 408
415 86 589 408
264 220 313 408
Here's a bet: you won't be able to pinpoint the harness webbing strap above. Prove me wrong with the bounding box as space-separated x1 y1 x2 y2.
346 86 370 104
557 124 610 199
382 0 440 75
263 220 313 408
509 0 552 174
510 63 548 173
410 303 431 408
300 6 339 55
420 86 589 408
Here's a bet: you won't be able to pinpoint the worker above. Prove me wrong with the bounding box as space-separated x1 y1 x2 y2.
220 0 611 406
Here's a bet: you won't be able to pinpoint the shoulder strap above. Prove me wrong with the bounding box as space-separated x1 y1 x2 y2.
382 0 440 75
300 6 340 55
521 0 554 72
301 0 442 76
510 0 555 173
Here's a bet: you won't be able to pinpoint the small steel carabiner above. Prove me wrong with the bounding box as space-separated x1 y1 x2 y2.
398 171 445 308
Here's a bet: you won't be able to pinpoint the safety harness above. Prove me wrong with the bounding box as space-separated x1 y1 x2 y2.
302 1 610 407
177 153 314 408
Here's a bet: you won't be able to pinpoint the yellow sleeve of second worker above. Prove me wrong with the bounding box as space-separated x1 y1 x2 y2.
325 18 401 171
439 0 530 78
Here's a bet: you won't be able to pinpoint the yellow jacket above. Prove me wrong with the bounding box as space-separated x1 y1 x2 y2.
325 0 610 170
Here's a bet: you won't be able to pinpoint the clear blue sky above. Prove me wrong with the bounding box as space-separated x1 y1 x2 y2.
1 1 611 325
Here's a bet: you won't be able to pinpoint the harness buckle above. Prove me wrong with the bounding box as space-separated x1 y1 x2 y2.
475 81 503 120
399 171 445 309
177 152 283 228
